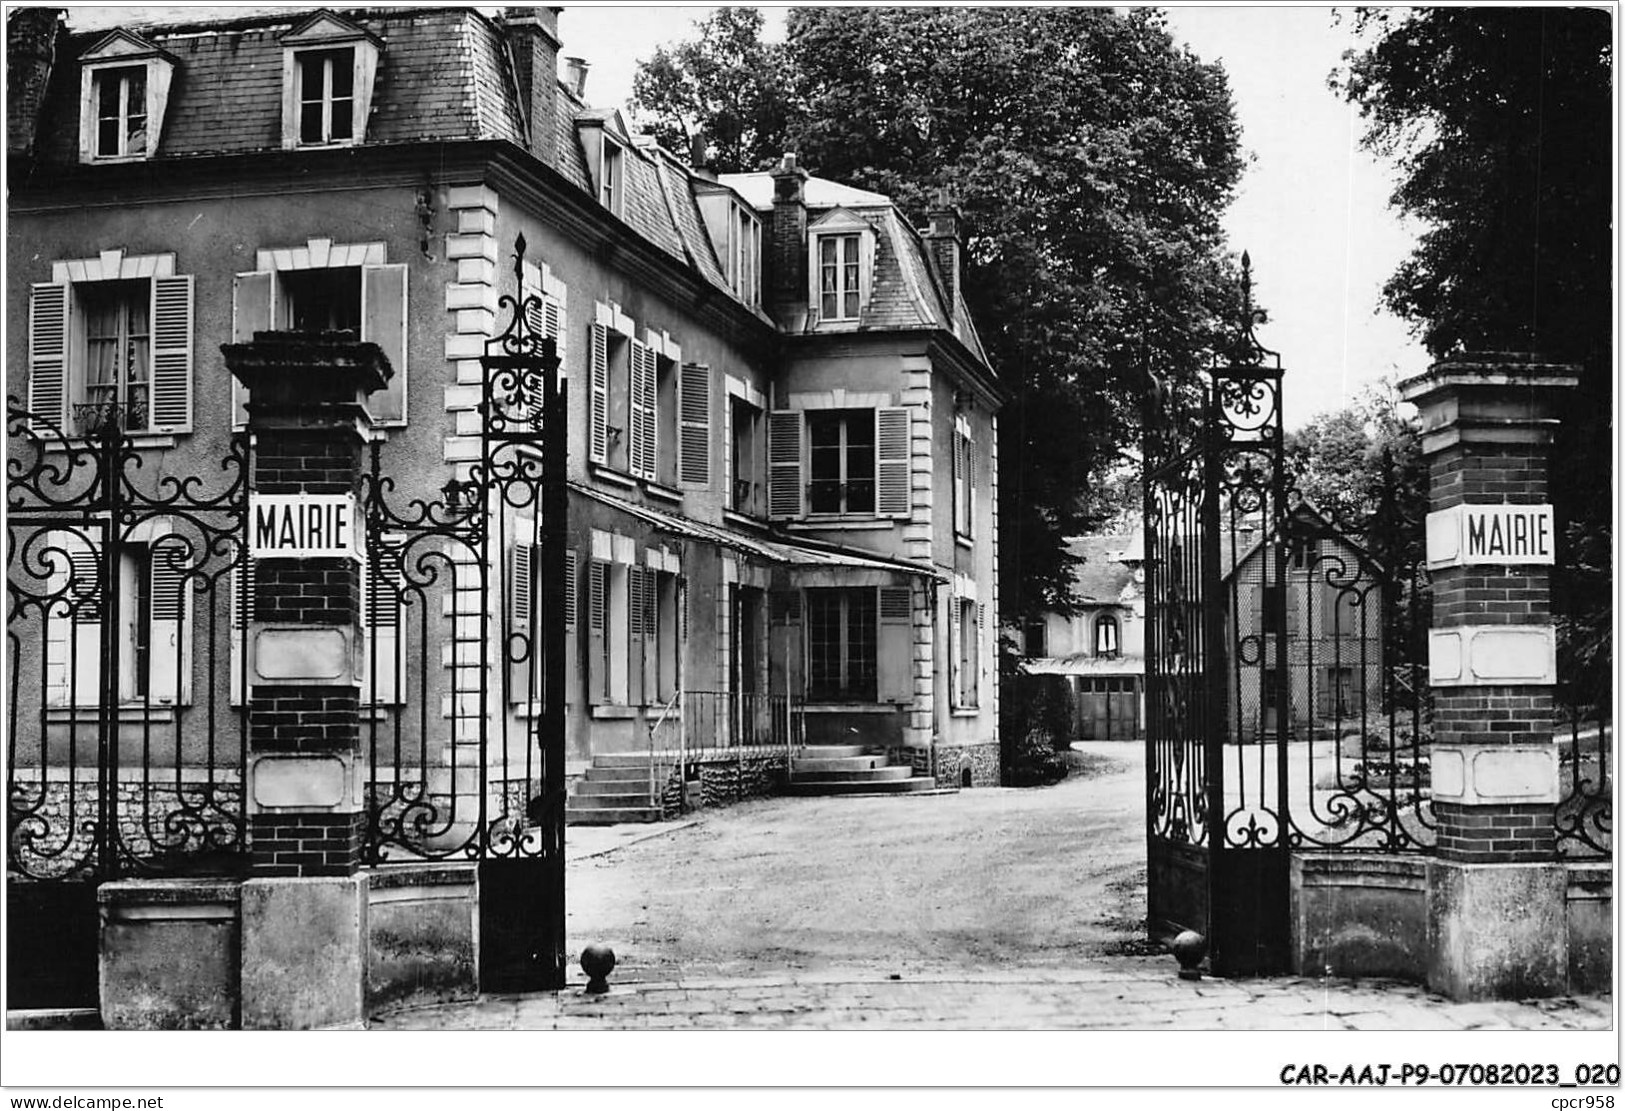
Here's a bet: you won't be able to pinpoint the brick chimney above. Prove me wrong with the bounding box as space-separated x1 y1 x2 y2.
503 6 561 168
925 188 963 315
7 7 62 159
563 56 590 99
768 152 810 325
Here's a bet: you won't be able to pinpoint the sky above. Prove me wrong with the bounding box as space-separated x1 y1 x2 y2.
61 3 1433 429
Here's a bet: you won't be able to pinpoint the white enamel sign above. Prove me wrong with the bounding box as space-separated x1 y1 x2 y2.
250 494 359 558
1426 504 1555 568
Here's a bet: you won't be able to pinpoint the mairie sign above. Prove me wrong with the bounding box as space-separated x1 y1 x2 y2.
1426 503 1554 569
250 494 360 558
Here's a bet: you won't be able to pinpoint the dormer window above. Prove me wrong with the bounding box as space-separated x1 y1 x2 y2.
95 66 146 157
819 234 860 321
77 30 176 164
280 11 381 151
600 141 624 214
298 48 356 145
696 190 762 308
806 208 877 327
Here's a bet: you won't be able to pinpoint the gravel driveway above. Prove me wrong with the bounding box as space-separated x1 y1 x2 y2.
565 741 1151 981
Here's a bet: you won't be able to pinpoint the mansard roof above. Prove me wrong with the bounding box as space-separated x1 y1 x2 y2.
18 5 993 372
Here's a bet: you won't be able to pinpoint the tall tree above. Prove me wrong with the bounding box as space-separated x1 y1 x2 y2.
779 7 1246 617
1336 8 1612 699
632 8 1246 618
628 7 791 172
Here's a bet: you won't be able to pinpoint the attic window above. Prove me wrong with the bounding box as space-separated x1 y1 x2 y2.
806 208 876 327
95 66 147 157
279 12 381 151
77 31 177 165
600 141 624 215
298 48 355 145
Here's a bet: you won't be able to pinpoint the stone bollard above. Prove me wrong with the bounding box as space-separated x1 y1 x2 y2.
1400 353 1577 1000
224 331 392 1028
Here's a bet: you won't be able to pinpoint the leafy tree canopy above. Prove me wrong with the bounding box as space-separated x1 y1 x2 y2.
629 7 791 172
634 7 1247 617
1335 7 1612 700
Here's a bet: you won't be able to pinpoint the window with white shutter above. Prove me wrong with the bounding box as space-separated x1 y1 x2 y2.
629 340 657 480
30 274 195 437
589 323 610 465
678 362 711 486
361 537 407 707
767 410 804 520
45 529 192 708
875 407 911 519
27 283 68 431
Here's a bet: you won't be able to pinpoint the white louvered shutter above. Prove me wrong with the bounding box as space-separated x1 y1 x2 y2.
626 565 645 706
628 340 653 480
229 555 254 705
28 283 68 431
767 410 804 520
588 560 607 703
363 540 405 707
44 533 101 706
638 344 658 479
507 519 535 705
678 362 711 486
149 275 194 434
952 430 965 534
361 263 408 424
876 408 912 519
564 550 578 704
147 538 191 705
877 586 912 703
232 272 274 427
589 323 609 464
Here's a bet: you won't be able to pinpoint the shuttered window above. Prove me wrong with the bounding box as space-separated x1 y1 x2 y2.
678 361 711 485
769 407 911 521
28 276 194 436
231 258 406 428
629 340 657 480
767 410 804 520
953 426 975 538
588 323 610 464
46 532 191 707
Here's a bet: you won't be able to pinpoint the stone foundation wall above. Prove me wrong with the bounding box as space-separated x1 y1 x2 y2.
8 777 244 880
1291 851 1612 996
366 863 478 1013
933 742 1001 788
658 753 786 818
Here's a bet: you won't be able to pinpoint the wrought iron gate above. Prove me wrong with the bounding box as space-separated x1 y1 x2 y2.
8 243 569 1008
7 405 250 1007
356 242 567 990
1143 261 1436 975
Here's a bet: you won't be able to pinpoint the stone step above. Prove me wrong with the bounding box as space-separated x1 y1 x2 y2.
568 789 654 808
796 744 866 758
781 776 937 796
583 764 665 782
565 805 661 826
574 777 661 796
790 764 913 783
791 754 892 775
591 752 663 769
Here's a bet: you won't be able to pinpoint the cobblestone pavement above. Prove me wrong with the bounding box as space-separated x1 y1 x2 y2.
372 956 1612 1031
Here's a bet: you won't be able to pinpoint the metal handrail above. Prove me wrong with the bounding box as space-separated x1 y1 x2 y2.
649 688 683 812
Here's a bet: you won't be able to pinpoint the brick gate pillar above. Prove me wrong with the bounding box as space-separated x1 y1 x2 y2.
224 331 392 1029
1399 353 1578 1000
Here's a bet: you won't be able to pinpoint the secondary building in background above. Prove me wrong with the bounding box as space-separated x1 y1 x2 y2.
6 6 1004 836
1023 508 1387 745
1021 532 1147 741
